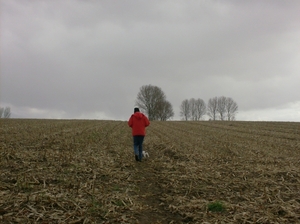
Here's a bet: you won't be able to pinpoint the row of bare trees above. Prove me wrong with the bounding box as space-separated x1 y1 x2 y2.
207 96 238 121
180 96 238 121
0 107 11 118
180 98 206 121
135 85 238 121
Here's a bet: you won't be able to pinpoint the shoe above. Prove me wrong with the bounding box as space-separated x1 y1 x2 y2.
135 155 139 161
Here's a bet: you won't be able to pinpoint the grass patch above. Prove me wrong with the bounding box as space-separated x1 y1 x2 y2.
207 201 225 212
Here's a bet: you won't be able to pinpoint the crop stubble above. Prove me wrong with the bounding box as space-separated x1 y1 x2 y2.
0 119 299 223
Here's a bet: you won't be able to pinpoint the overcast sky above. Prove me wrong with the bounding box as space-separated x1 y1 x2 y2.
1 0 300 121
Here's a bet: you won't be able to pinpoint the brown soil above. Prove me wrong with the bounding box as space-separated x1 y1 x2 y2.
0 119 299 223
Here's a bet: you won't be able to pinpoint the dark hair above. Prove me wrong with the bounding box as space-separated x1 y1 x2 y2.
134 107 140 113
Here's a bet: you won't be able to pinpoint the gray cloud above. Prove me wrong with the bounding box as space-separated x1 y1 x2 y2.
1 0 300 121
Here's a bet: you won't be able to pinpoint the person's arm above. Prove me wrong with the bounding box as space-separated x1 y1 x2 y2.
144 116 150 127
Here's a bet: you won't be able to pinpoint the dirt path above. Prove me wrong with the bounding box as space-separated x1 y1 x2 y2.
130 160 187 224
125 123 185 224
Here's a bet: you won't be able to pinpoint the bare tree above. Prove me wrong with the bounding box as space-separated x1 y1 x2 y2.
207 97 218 120
189 98 197 120
225 97 238 121
179 99 190 121
136 85 165 120
217 96 227 120
195 98 206 120
156 100 174 121
135 85 173 121
0 107 11 118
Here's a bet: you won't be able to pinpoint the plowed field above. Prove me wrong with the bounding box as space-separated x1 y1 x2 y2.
1 119 299 223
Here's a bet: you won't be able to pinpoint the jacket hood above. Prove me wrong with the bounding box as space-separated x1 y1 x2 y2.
133 112 143 119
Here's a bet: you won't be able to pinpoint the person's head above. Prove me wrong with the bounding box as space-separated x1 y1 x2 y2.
134 107 140 113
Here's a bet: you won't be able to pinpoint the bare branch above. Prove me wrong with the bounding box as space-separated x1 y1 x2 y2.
217 96 227 121
135 85 173 121
1 107 11 118
207 97 218 120
225 97 238 121
179 99 190 121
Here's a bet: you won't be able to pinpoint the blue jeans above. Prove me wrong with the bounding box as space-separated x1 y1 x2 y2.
133 135 144 160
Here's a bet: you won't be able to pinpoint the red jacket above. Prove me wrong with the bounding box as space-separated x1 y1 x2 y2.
128 112 150 136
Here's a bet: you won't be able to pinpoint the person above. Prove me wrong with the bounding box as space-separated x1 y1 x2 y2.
128 107 150 162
